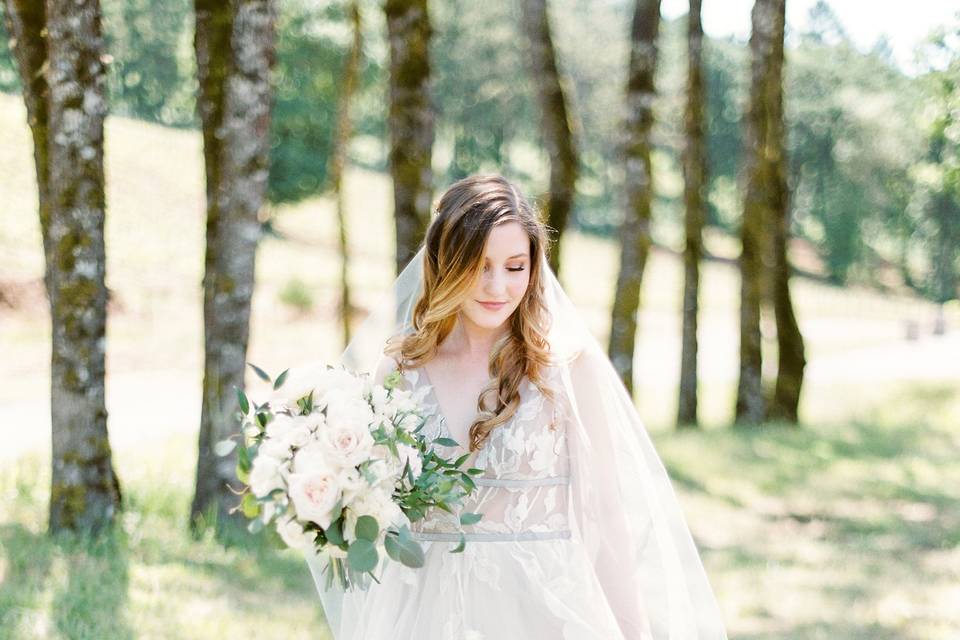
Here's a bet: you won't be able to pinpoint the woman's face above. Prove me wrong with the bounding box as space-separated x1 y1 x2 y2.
460 221 531 332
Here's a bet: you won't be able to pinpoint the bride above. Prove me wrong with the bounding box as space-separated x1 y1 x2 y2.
307 174 728 639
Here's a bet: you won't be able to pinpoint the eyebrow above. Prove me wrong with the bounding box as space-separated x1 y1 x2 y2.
485 253 529 260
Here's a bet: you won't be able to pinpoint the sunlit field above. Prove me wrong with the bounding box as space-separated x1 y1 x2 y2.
2 92 958 638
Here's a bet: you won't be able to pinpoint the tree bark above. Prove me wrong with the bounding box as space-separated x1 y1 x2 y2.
677 0 706 428
385 0 434 275
608 0 661 396
330 0 362 349
43 0 121 532
191 0 277 534
765 0 806 423
519 0 579 278
734 0 776 425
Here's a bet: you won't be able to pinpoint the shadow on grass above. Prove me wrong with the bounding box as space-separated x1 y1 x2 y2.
0 523 54 635
51 528 134 640
0 524 134 640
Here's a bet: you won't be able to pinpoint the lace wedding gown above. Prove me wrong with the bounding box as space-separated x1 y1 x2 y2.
329 359 647 640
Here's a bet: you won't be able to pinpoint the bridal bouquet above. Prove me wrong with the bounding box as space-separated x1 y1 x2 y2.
217 362 484 591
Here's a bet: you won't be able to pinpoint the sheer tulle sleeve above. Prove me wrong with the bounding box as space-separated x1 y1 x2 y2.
560 346 727 639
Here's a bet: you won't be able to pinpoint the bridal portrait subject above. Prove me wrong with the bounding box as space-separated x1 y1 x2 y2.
3 0 958 638
307 174 728 639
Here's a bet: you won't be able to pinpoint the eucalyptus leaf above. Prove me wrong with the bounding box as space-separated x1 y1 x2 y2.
449 533 466 554
459 512 482 525
355 515 379 542
347 539 379 572
325 517 345 546
214 439 236 457
434 437 459 447
247 518 264 534
384 534 425 568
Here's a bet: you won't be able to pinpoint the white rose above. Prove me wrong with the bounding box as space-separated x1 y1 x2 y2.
259 438 289 462
318 422 375 469
293 441 329 474
270 363 327 407
265 413 296 440
338 466 366 506
276 515 316 550
288 469 342 529
282 422 314 449
249 454 284 497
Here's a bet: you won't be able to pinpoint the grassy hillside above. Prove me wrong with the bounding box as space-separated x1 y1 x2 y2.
1 92 959 638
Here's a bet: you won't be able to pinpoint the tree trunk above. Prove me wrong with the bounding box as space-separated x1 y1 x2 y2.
191 0 277 534
43 0 121 533
608 0 661 396
734 0 776 425
765 0 806 423
677 0 706 428
330 0 362 348
385 0 434 275
519 0 579 278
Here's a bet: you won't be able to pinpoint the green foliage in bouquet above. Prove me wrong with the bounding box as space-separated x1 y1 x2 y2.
216 362 484 590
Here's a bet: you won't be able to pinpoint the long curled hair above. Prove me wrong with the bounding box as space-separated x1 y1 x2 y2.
386 174 556 452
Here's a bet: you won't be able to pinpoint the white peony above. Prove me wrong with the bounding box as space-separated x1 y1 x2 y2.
342 488 407 544
288 469 342 529
249 454 284 498
396 443 423 478
276 515 316 550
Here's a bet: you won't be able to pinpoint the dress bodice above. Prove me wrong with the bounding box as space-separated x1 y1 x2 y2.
395 363 573 542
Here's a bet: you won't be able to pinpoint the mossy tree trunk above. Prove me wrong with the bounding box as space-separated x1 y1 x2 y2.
677 0 706 428
519 0 579 279
330 0 362 349
734 0 774 425
190 0 277 535
608 0 661 396
385 0 434 275
765 0 805 423
737 0 804 425
27 0 120 533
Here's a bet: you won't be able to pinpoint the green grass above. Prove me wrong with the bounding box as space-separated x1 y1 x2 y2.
0 442 330 640
651 380 960 639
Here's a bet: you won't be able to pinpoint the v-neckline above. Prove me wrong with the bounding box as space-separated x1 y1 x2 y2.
418 364 469 442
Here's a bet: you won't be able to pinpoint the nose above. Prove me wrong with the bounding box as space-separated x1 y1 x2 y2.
483 269 507 297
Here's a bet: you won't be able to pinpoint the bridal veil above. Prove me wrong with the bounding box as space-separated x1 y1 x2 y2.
305 243 728 639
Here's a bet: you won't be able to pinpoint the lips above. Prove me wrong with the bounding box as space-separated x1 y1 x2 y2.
478 300 507 310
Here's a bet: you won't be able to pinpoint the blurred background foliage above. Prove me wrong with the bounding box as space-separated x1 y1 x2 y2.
2 0 956 301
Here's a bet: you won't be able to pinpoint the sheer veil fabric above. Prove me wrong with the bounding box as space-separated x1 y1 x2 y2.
304 244 728 639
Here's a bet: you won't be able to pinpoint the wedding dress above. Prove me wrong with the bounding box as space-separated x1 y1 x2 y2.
305 244 728 639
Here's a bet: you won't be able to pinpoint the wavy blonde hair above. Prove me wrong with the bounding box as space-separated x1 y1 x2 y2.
386 174 556 452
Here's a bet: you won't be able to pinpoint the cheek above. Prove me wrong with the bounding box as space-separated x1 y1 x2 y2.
508 274 530 299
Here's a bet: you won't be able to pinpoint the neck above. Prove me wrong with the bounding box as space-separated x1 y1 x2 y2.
449 312 509 361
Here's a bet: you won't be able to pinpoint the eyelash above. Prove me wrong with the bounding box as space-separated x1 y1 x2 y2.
484 266 526 272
